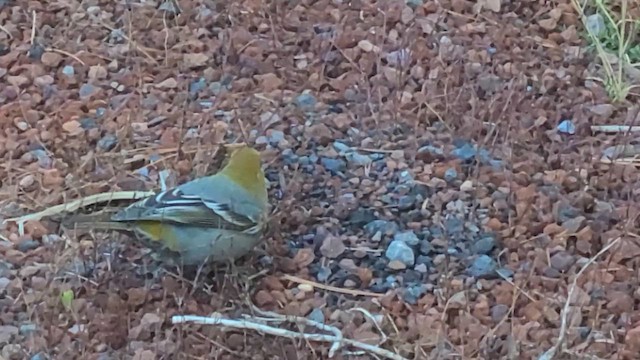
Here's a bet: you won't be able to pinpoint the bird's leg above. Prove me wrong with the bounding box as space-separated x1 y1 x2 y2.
188 259 209 296
222 256 244 296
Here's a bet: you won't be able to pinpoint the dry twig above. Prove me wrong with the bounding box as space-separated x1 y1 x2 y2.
537 236 621 360
172 306 408 360
282 274 385 298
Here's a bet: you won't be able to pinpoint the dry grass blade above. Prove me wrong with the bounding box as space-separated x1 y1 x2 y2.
537 237 621 360
171 311 408 360
281 274 385 298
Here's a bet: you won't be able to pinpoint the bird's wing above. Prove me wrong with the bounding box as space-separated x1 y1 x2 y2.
111 187 260 233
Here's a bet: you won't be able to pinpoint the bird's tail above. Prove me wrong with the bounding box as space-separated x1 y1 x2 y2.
62 212 133 232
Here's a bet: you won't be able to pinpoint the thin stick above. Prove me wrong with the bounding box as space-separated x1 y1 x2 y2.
0 24 11 38
99 22 159 65
171 313 408 360
347 307 388 346
537 236 621 360
30 11 36 45
249 306 343 356
281 274 385 298
591 125 640 133
45 47 86 66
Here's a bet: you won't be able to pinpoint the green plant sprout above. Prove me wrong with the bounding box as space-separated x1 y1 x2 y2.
573 0 640 102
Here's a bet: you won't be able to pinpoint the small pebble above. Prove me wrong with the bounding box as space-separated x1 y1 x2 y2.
67 324 85 335
444 168 457 182
394 230 420 246
418 241 432 255
402 283 427 304
550 251 575 272
62 65 76 77
97 134 118 151
0 277 10 291
343 279 357 288
467 255 498 278
414 263 428 273
189 77 207 95
452 142 477 161
17 240 39 252
586 14 605 36
398 170 414 183
307 308 325 323
295 92 317 109
332 141 351 153
255 136 268 145
79 117 98 129
0 325 18 344
385 240 415 266
405 0 424 9
79 83 99 99
387 260 407 270
460 180 474 192
416 254 436 268
19 323 37 335
267 130 285 145
338 258 357 271
159 0 179 13
316 266 332 282
496 267 514 279
417 145 444 159
320 157 346 173
557 119 575 135
397 195 415 210
19 175 35 189
471 235 496 255
209 82 224 95
365 220 399 236
345 152 372 167
385 48 411 67
0 44 9 56
31 353 47 360
28 43 45 60
490 304 510 322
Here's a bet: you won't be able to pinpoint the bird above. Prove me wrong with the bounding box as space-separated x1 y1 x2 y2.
65 145 270 267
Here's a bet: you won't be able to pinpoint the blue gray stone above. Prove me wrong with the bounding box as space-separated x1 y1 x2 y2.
294 92 316 110
62 65 75 76
345 152 372 167
403 283 427 304
79 83 99 99
365 220 399 236
471 235 496 255
444 168 457 182
320 157 345 173
467 255 498 278
332 141 351 153
385 240 415 266
394 231 420 246
97 134 118 151
307 308 325 323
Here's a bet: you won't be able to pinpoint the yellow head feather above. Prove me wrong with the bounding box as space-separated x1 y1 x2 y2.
218 146 268 203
